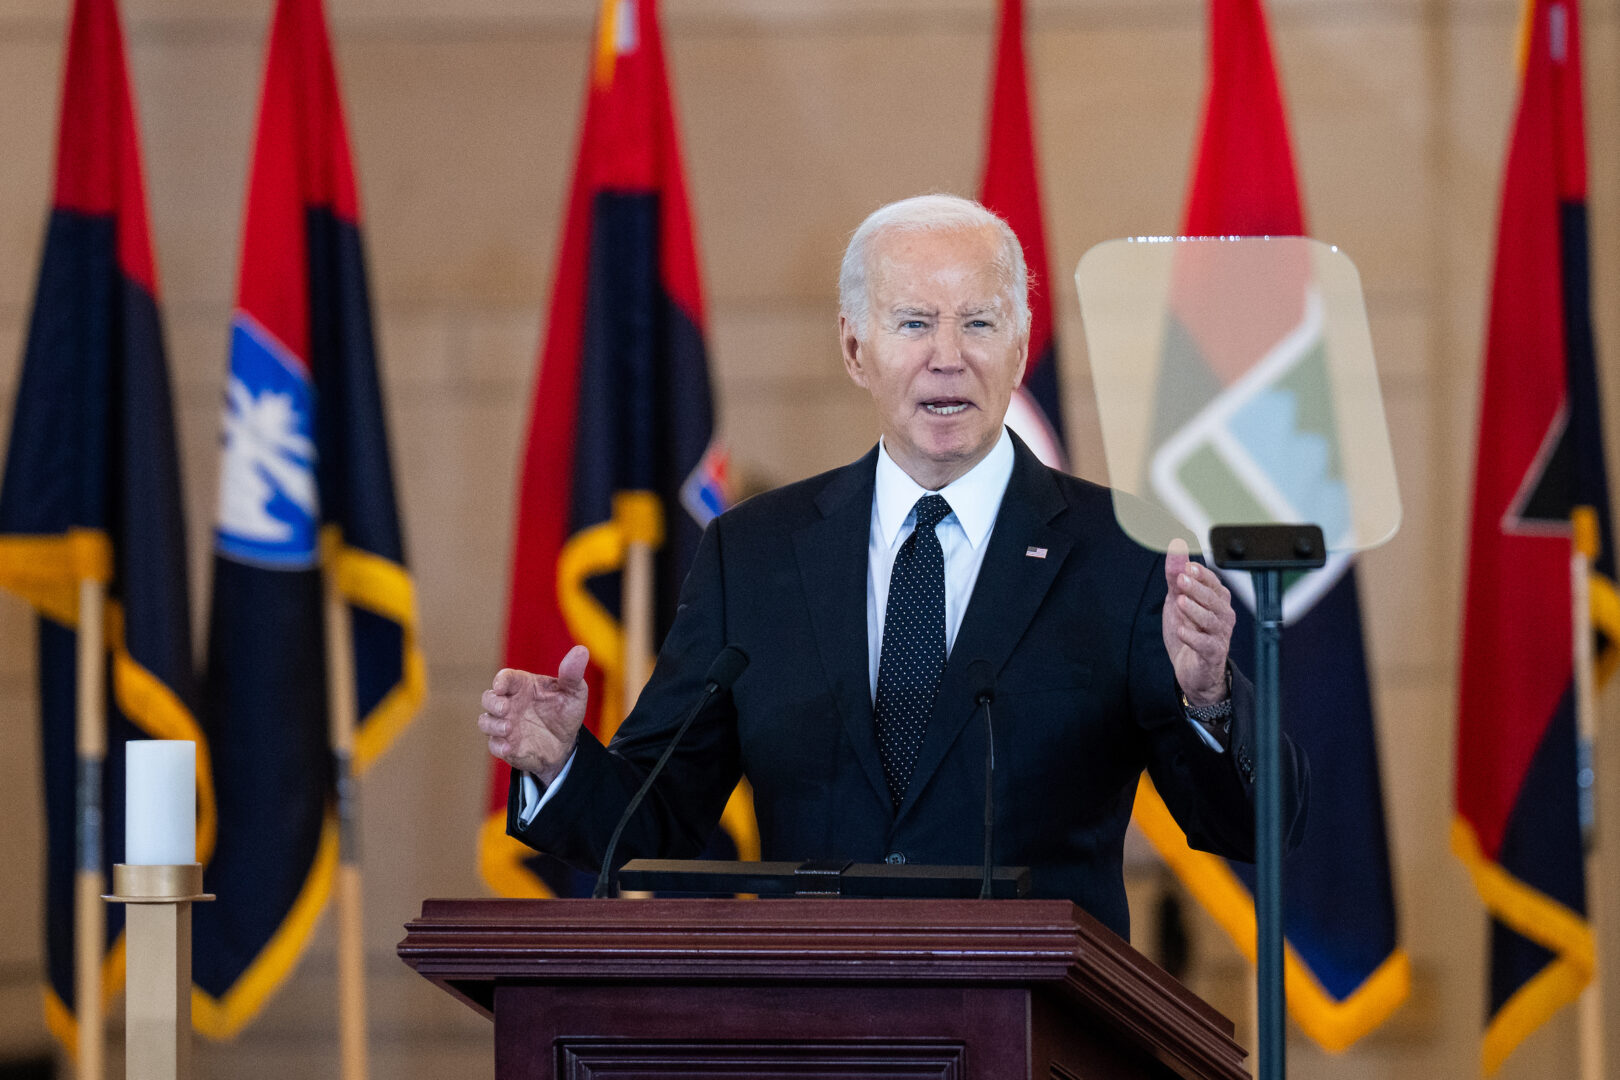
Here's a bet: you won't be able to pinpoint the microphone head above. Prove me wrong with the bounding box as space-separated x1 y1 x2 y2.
705 645 751 691
967 659 996 705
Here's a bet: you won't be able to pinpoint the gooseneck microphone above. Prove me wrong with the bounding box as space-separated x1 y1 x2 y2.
592 645 750 898
967 659 997 900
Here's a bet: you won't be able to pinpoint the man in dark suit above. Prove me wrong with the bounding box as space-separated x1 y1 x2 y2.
479 195 1308 938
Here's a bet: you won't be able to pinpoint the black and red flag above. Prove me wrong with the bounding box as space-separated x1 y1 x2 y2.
1130 0 1407 1052
1454 0 1614 1070
193 0 422 1036
978 0 1066 469
0 0 209 1049
479 0 744 898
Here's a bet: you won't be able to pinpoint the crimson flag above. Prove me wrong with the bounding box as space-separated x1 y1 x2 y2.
978 0 1066 469
478 0 747 898
0 0 209 1049
1131 0 1408 1052
1453 0 1614 1070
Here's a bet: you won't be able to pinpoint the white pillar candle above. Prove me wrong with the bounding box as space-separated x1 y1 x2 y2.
126 740 196 865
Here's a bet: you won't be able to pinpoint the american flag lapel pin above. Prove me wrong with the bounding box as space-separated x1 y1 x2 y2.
1025 546 1048 559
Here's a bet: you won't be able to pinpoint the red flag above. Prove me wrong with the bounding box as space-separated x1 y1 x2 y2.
1453 0 1613 1070
479 0 747 899
1131 0 1407 1052
1180 0 1301 237
978 0 1066 469
0 0 208 1049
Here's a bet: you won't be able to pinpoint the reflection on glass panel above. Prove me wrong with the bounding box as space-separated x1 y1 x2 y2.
1075 236 1399 558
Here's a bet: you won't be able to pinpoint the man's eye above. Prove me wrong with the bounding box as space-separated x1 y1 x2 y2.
901 319 927 330
968 319 992 328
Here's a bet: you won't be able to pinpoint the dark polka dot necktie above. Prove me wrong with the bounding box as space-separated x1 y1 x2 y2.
874 493 952 808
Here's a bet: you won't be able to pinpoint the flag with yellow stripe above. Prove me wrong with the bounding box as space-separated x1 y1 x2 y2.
479 0 753 898
1454 0 1614 1071
1131 0 1408 1053
192 0 423 1036
0 0 211 1049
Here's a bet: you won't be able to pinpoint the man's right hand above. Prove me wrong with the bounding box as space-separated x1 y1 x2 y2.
479 644 590 786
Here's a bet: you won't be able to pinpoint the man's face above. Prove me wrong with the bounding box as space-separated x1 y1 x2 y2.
841 225 1028 489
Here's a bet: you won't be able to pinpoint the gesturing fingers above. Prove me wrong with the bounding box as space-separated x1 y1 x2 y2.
1174 561 1227 605
492 668 528 696
1160 547 1236 703
1164 537 1190 591
478 648 590 778
1176 593 1222 634
556 644 590 692
1175 566 1233 624
1177 619 1229 657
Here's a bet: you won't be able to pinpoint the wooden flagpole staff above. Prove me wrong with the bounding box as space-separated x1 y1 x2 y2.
75 578 107 1080
324 541 371 1080
614 538 656 900
1573 510 1605 1080
623 541 653 715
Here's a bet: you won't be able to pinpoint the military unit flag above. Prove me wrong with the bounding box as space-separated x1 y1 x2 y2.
1130 0 1408 1052
1453 0 1616 1071
978 0 1066 470
479 0 743 898
193 0 422 1037
0 0 210 1049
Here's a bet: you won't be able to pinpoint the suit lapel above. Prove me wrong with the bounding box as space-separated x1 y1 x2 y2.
792 447 890 811
896 437 1073 824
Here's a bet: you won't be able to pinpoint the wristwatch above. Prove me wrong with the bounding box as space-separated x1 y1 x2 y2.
1180 665 1233 727
1181 694 1233 726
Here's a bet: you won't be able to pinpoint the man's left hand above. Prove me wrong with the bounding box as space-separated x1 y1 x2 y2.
1162 537 1236 706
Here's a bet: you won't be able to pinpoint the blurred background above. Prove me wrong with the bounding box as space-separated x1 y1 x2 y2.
2 0 1619 1077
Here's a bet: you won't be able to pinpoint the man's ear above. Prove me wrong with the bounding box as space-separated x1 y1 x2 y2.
839 313 868 389
1012 331 1030 388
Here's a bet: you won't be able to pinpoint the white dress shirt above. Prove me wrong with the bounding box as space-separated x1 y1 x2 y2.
866 427 1014 699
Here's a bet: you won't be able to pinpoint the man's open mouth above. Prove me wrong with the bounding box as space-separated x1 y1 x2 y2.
922 400 970 416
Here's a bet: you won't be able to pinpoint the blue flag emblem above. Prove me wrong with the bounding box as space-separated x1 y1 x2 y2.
216 314 319 567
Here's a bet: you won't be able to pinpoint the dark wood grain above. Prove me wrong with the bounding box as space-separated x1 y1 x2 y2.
557 1040 966 1080
498 985 1026 1080
399 898 1247 1080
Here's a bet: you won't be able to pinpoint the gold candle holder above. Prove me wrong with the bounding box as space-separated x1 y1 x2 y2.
105 864 213 1080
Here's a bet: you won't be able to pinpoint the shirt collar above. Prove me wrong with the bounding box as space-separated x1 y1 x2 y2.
874 427 1014 549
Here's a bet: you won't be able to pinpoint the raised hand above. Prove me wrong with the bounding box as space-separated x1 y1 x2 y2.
478 644 590 784
1161 538 1235 706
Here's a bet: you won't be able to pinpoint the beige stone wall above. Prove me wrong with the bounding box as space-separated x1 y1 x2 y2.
2 0 1619 1076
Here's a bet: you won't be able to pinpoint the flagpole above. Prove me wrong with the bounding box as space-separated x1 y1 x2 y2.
623 542 653 715
323 546 369 1080
74 577 106 1080
1573 511 1604 1080
615 542 655 899
1244 964 1260 1077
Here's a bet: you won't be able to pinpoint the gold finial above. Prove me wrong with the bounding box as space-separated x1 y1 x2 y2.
593 0 619 88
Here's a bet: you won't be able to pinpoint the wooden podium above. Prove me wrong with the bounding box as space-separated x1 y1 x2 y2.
398 898 1246 1080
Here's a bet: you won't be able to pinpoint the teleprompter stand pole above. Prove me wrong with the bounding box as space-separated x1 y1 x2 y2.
1210 524 1325 1080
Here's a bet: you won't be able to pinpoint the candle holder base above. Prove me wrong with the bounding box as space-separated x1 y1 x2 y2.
105 862 213 904
104 864 212 1080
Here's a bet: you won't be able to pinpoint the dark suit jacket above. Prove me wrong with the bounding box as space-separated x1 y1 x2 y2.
510 434 1309 938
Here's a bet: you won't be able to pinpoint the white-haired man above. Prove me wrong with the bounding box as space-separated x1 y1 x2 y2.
478 194 1308 937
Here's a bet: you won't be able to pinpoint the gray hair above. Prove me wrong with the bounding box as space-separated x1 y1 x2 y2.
838 194 1032 339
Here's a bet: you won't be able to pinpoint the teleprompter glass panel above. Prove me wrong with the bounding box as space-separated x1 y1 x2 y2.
1075 236 1400 556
